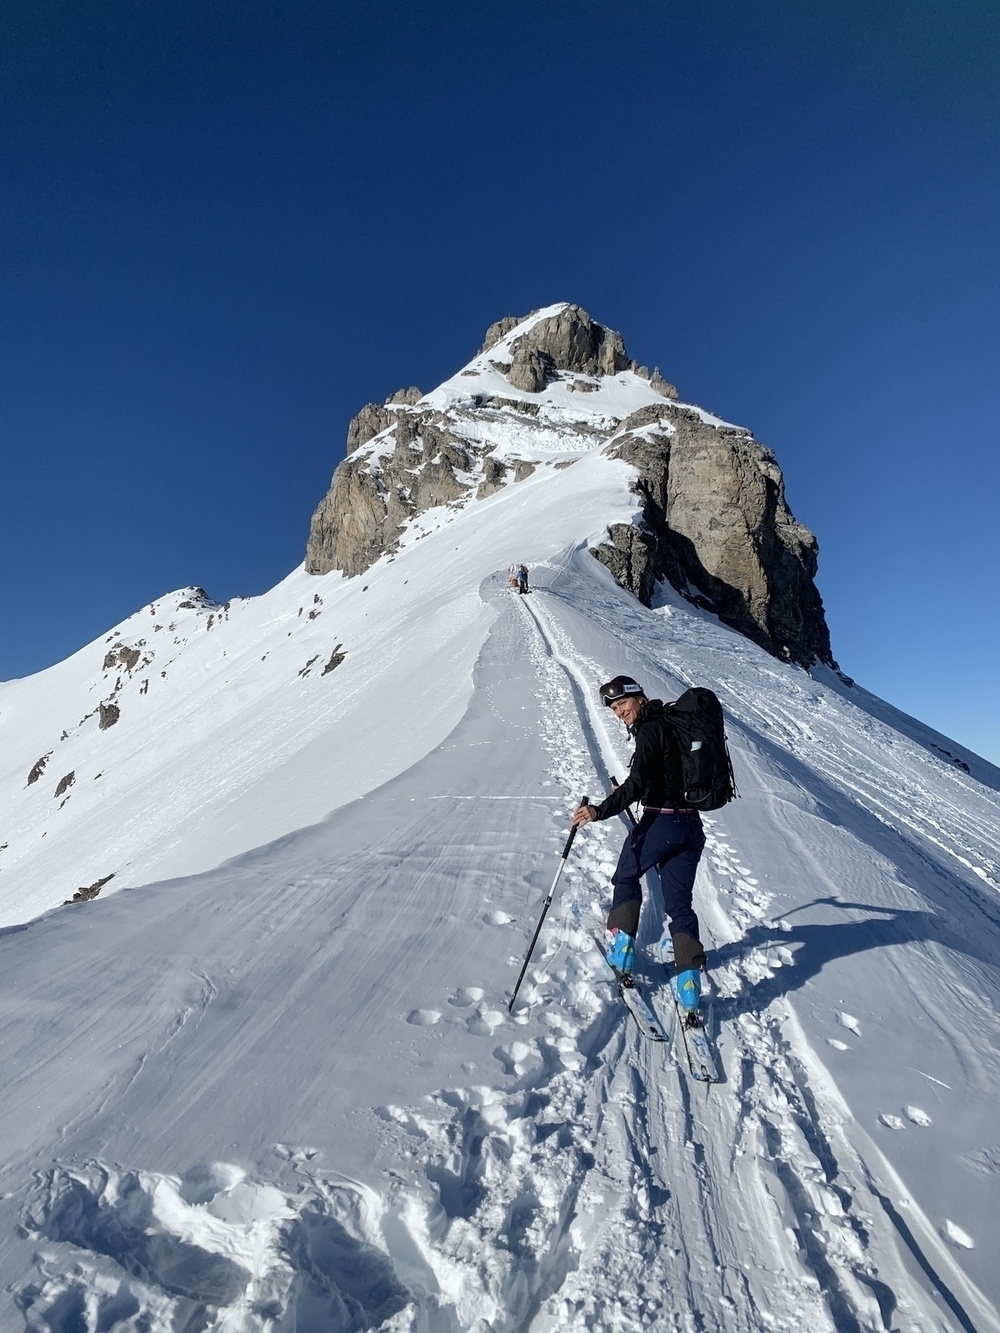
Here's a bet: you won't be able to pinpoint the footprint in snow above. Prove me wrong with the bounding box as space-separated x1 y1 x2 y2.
493 1041 539 1076
837 1011 861 1036
273 1144 320 1165
466 1006 505 1037
13 1159 414 1331
448 987 485 1008
406 1009 441 1027
878 1113 907 1130
763 947 793 969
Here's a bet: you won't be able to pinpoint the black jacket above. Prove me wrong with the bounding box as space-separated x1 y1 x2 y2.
593 699 685 820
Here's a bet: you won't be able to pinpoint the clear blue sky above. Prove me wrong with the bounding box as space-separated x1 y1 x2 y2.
2 1 998 764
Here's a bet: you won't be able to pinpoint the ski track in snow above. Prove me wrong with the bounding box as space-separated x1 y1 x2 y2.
5 562 1000 1331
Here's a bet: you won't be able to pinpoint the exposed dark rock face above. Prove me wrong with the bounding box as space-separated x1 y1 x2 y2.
345 387 424 456
306 403 476 577
507 343 549 393
510 304 629 380
593 405 833 666
103 645 141 672
27 753 52 787
99 702 121 730
477 455 510 500
305 303 836 668
480 316 522 353
64 873 115 905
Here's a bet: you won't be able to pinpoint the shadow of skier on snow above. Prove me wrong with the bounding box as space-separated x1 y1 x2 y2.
709 895 993 1017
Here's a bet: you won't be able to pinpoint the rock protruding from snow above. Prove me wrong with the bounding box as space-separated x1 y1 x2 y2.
480 315 522 353
508 302 630 381
307 406 480 578
595 403 834 667
345 386 424 456
304 301 835 667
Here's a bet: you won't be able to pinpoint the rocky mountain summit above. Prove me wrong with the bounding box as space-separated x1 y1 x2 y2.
305 303 835 668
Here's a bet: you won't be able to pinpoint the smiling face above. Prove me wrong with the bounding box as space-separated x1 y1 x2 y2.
609 695 644 728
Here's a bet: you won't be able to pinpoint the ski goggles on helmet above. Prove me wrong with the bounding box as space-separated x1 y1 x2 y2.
599 676 644 707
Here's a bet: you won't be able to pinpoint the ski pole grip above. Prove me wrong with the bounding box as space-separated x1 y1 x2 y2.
561 794 589 857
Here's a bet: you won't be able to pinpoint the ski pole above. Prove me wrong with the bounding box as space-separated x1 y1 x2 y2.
508 794 588 1013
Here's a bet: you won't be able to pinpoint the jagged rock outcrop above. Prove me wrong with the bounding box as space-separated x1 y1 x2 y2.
510 305 629 379
99 702 121 730
64 873 115 905
345 387 423 455
507 343 549 393
481 317 521 354
305 303 836 668
592 404 833 665
306 404 478 577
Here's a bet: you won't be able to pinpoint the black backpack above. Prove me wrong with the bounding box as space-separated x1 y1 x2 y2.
665 688 737 811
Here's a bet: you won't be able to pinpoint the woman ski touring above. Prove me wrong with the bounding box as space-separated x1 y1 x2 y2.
572 675 707 1013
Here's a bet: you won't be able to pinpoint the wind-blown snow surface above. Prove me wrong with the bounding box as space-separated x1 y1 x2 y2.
3 363 1000 1330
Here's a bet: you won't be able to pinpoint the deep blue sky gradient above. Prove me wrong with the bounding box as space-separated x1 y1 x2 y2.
2 1 998 762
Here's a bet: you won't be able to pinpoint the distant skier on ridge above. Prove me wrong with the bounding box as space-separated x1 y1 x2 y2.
572 675 708 1012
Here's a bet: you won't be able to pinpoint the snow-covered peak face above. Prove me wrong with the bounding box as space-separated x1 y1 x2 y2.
424 362 668 426
423 365 666 440
420 302 733 433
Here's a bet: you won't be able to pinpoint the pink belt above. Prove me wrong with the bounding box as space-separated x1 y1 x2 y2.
644 806 695 814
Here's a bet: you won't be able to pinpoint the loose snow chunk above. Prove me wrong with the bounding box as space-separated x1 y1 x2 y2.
942 1218 976 1249
904 1105 932 1126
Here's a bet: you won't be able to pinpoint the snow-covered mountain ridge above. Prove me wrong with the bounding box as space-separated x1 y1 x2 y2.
0 427 647 924
1 310 999 1330
306 304 834 667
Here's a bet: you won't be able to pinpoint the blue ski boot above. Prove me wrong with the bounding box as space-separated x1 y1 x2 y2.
674 968 701 1014
606 929 635 976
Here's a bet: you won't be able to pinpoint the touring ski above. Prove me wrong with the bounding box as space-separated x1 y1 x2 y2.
594 936 671 1042
659 937 721 1082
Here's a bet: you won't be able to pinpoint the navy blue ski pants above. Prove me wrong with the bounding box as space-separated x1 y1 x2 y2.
607 809 705 945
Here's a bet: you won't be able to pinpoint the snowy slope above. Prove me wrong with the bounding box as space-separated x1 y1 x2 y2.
0 308 745 928
2 322 1000 1331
